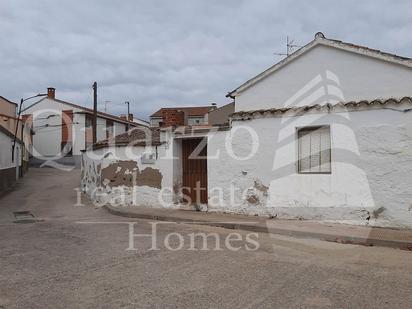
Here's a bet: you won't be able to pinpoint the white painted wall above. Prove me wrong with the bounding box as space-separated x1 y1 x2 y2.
96 117 107 142
113 122 126 136
235 45 412 112
0 131 21 170
73 113 85 155
208 106 412 228
81 136 177 208
150 117 162 127
23 99 131 161
22 98 89 157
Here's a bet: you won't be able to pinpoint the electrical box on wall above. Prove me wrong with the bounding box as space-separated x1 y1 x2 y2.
141 153 156 164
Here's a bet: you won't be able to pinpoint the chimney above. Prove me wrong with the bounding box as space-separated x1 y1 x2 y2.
47 87 55 99
211 103 217 110
128 113 133 121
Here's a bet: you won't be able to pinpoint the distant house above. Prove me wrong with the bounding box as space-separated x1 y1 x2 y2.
82 33 412 229
0 96 31 174
22 87 146 167
150 106 215 127
207 102 234 126
0 124 23 194
118 114 149 127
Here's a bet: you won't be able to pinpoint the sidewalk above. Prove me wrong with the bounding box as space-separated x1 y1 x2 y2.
104 205 412 250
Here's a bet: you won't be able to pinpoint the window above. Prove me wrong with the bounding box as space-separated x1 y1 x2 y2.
297 126 331 174
188 117 204 126
106 120 114 139
85 115 93 127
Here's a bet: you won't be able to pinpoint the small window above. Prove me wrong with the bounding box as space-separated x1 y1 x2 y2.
297 126 331 174
85 115 93 128
106 120 114 139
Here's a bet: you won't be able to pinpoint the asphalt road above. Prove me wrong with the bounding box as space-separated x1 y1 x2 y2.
0 168 411 308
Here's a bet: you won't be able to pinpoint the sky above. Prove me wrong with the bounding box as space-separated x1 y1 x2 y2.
1 0 412 120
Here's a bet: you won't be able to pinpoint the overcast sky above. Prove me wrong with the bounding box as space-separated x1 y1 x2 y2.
1 0 411 120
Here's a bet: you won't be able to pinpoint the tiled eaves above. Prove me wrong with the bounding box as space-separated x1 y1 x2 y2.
231 97 412 121
86 127 163 151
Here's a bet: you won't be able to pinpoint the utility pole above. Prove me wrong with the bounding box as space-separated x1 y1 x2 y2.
125 101 130 131
92 82 97 144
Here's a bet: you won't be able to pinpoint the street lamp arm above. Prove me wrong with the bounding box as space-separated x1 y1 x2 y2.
12 93 48 163
22 93 47 103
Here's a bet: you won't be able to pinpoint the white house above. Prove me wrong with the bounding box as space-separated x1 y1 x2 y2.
81 33 412 228
22 88 146 167
0 125 22 193
150 106 215 127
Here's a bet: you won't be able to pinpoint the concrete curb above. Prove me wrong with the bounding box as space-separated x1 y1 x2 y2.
104 205 412 250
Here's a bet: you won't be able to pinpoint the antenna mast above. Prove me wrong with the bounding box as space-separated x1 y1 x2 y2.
274 36 302 57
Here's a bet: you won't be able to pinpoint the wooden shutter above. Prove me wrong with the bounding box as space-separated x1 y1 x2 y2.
106 120 114 139
298 126 331 174
319 127 331 173
298 130 311 173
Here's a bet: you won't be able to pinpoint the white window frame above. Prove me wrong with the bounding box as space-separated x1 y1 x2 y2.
297 125 331 174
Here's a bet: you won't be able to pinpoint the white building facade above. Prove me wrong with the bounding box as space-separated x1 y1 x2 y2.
22 88 144 167
81 34 412 228
0 125 22 193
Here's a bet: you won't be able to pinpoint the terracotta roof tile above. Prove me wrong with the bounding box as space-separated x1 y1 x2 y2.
90 127 162 150
150 106 214 118
231 97 412 120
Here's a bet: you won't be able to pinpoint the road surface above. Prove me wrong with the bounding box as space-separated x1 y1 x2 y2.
0 168 411 308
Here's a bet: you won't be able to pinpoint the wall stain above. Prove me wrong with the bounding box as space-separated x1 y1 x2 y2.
372 206 385 219
254 179 269 196
246 194 259 204
101 160 162 189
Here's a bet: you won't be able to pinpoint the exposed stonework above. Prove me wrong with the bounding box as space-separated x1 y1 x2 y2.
101 160 138 187
254 179 269 196
100 160 162 189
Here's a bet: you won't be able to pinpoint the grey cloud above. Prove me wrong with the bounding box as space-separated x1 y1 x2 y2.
1 0 412 119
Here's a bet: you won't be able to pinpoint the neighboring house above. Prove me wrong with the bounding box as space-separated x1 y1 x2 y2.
208 102 235 126
22 88 145 167
133 116 150 127
0 96 32 174
119 114 149 127
0 124 23 194
150 106 215 127
81 33 412 228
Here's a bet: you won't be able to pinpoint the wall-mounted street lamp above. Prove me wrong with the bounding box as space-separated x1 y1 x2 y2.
12 93 47 162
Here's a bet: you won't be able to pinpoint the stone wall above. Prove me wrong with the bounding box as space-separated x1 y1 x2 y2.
81 144 177 209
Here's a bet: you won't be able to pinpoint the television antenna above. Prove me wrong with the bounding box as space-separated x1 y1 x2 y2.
274 36 302 57
104 100 111 112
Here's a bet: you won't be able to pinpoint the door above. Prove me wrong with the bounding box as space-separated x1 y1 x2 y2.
182 138 208 205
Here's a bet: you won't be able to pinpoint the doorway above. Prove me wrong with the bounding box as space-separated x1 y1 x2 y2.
181 138 208 206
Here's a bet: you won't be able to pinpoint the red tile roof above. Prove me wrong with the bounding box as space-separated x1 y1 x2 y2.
150 106 214 118
23 97 147 127
89 127 162 150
